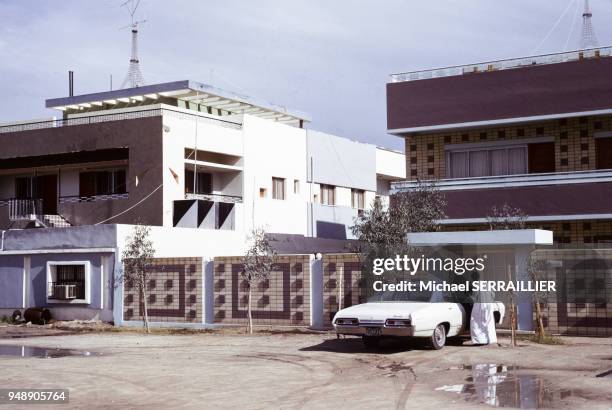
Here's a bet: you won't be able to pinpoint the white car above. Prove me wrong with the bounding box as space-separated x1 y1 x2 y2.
333 300 505 349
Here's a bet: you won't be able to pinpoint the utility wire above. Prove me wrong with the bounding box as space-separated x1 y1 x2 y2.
94 183 163 225
564 0 580 51
531 0 576 54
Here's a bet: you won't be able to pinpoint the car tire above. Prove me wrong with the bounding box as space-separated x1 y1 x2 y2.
362 336 381 349
429 324 446 350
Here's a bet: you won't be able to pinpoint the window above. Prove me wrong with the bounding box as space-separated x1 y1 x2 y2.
596 138 612 170
447 146 527 178
272 177 285 200
320 184 335 205
185 170 212 195
79 169 127 197
351 189 365 210
294 179 300 194
47 261 90 303
259 188 267 198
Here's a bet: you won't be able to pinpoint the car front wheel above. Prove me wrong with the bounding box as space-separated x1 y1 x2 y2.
429 324 446 350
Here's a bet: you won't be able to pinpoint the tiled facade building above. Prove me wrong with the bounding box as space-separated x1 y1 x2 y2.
389 48 612 244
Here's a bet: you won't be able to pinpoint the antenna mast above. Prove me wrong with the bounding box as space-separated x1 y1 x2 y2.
580 0 599 49
120 0 146 89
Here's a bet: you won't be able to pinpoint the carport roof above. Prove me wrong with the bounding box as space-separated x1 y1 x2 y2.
407 229 553 246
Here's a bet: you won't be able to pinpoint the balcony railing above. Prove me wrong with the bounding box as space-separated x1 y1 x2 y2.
0 106 242 134
0 198 44 220
391 169 612 192
390 45 612 83
59 193 129 204
185 193 242 203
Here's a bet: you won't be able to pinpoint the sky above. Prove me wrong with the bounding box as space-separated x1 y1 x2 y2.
2 0 612 150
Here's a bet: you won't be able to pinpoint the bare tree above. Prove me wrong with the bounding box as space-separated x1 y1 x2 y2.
527 255 549 342
242 228 276 334
486 204 527 230
121 224 155 333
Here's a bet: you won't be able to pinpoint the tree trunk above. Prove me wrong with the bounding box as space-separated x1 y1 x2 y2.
141 279 150 334
247 285 253 334
507 265 517 347
534 299 545 342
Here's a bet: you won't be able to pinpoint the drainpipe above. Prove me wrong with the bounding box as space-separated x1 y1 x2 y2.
1 230 5 251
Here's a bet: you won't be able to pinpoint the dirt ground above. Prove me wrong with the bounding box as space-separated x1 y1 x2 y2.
0 325 611 409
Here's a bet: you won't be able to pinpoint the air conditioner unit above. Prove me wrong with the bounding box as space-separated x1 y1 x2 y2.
53 284 77 300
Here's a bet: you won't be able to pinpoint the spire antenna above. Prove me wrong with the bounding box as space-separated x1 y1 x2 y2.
580 0 599 49
120 0 146 89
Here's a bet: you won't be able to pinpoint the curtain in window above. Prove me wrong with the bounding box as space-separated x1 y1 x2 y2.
321 185 335 205
469 150 489 177
508 147 527 175
449 152 469 178
490 149 508 176
272 178 285 200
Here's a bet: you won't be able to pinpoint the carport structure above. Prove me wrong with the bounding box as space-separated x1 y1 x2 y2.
407 229 554 331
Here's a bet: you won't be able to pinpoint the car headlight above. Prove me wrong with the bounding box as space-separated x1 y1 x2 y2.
385 319 411 327
335 318 359 326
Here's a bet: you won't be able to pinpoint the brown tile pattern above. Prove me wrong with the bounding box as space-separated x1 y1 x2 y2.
531 248 612 336
123 257 202 323
322 254 365 327
405 115 612 180
213 255 311 326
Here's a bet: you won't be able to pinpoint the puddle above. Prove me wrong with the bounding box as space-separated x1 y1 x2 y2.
0 345 102 358
437 363 596 408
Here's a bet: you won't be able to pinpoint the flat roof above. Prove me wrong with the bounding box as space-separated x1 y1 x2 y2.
46 80 311 126
407 229 553 246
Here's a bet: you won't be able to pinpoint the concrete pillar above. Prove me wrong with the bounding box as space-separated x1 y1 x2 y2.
310 257 323 329
203 259 214 326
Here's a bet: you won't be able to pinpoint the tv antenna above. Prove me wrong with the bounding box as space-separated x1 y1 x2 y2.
580 0 599 49
120 0 146 88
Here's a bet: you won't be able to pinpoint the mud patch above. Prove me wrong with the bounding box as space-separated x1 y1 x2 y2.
436 363 600 408
0 345 102 358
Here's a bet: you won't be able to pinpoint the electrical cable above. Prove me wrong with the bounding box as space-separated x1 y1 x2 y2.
531 0 576 54
94 183 163 225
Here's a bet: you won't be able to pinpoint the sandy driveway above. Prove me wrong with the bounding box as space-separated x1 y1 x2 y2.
0 330 611 409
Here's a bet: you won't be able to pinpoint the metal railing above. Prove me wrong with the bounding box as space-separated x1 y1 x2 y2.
0 106 242 134
390 46 612 83
391 169 612 192
5 198 43 220
185 192 243 203
59 192 129 204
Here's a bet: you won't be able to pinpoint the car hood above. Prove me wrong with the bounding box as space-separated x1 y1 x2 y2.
334 302 434 321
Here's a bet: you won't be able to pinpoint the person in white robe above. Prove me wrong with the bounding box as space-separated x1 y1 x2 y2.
470 290 498 345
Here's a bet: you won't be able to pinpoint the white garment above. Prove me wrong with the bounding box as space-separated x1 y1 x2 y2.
470 303 497 344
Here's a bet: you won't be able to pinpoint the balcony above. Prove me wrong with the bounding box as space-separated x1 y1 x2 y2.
391 169 612 223
174 195 241 230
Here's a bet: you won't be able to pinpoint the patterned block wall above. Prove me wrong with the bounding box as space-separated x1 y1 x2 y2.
531 248 612 337
322 253 365 327
123 257 202 323
404 114 612 180
213 255 311 326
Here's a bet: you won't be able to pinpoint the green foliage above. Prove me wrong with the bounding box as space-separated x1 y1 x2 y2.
121 224 155 288
351 181 447 249
242 228 276 287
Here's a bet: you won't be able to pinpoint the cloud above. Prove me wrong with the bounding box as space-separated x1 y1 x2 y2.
2 0 611 149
